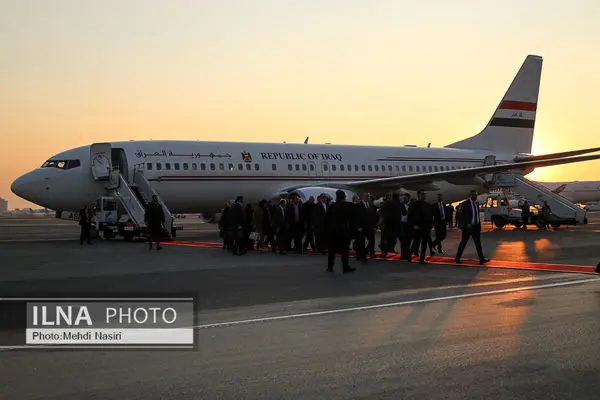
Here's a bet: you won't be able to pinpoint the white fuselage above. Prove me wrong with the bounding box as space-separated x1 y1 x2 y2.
538 181 600 204
11 140 523 214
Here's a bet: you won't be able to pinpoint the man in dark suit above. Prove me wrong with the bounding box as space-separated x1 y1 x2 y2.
431 193 447 254
314 194 329 253
380 192 405 258
285 195 304 253
363 194 379 258
327 190 356 273
145 195 165 251
230 196 246 255
455 190 490 265
302 196 317 252
408 189 434 264
272 199 287 254
351 195 367 263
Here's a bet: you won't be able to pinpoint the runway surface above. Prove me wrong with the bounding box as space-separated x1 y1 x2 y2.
1 216 600 399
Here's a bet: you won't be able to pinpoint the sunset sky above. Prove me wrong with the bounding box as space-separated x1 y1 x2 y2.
2 0 600 209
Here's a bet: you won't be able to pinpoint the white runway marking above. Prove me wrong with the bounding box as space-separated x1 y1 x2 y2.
1 277 599 351
196 277 600 329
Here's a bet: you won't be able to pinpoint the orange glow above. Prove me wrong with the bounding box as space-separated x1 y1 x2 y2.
491 241 529 263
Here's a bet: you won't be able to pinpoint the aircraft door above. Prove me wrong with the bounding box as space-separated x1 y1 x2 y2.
320 162 330 178
308 161 317 177
111 148 129 181
90 143 112 181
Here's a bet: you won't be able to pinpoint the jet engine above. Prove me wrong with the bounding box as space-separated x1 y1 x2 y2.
288 187 358 202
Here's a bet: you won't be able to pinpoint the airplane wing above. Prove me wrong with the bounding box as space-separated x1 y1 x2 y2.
514 146 600 162
332 153 600 190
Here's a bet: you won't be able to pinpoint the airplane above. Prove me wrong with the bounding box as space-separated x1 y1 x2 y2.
10 54 600 217
539 181 600 203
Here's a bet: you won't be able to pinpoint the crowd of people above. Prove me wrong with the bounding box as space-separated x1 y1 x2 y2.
218 189 489 271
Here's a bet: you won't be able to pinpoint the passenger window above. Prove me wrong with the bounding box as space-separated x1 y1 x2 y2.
310 164 315 171
157 163 162 170
332 165 336 171
165 163 171 170
434 166 438 172
355 165 359 171
374 165 379 171
302 164 307 171
340 165 345 171
183 163 188 170
368 165 372 171
295 164 300 171
174 163 180 170
146 163 153 170
192 163 197 170
388 165 392 172
347 164 351 171
272 164 277 171
361 165 366 171
210 163 215 171
288 164 292 171
416 166 420 172
219 163 224 170
238 164 243 171
246 163 251 170
254 164 259 171
402 165 406 172
228 163 234 171
323 164 329 171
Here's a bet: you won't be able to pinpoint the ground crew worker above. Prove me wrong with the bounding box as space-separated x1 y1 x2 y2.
145 195 165 250
79 207 91 245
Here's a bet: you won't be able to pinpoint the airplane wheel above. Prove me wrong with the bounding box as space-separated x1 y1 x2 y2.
535 220 546 229
493 218 506 229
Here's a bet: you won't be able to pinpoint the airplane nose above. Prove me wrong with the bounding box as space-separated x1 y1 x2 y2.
11 173 38 203
11 175 27 198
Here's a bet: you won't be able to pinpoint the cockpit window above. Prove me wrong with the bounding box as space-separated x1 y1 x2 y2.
41 159 81 169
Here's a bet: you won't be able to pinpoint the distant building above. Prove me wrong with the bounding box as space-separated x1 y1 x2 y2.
0 197 7 214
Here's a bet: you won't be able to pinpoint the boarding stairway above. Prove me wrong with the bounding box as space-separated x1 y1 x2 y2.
491 173 587 225
131 168 173 239
106 167 173 239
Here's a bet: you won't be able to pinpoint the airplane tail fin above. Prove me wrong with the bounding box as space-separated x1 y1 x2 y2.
445 55 543 155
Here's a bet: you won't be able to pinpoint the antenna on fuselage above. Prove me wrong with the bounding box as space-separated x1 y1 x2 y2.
304 137 309 144
427 143 431 148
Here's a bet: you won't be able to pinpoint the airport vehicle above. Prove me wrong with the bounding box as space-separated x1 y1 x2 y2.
483 194 526 228
94 190 181 240
11 55 600 233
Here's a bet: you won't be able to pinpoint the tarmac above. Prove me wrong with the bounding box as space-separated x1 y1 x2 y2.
1 215 600 399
